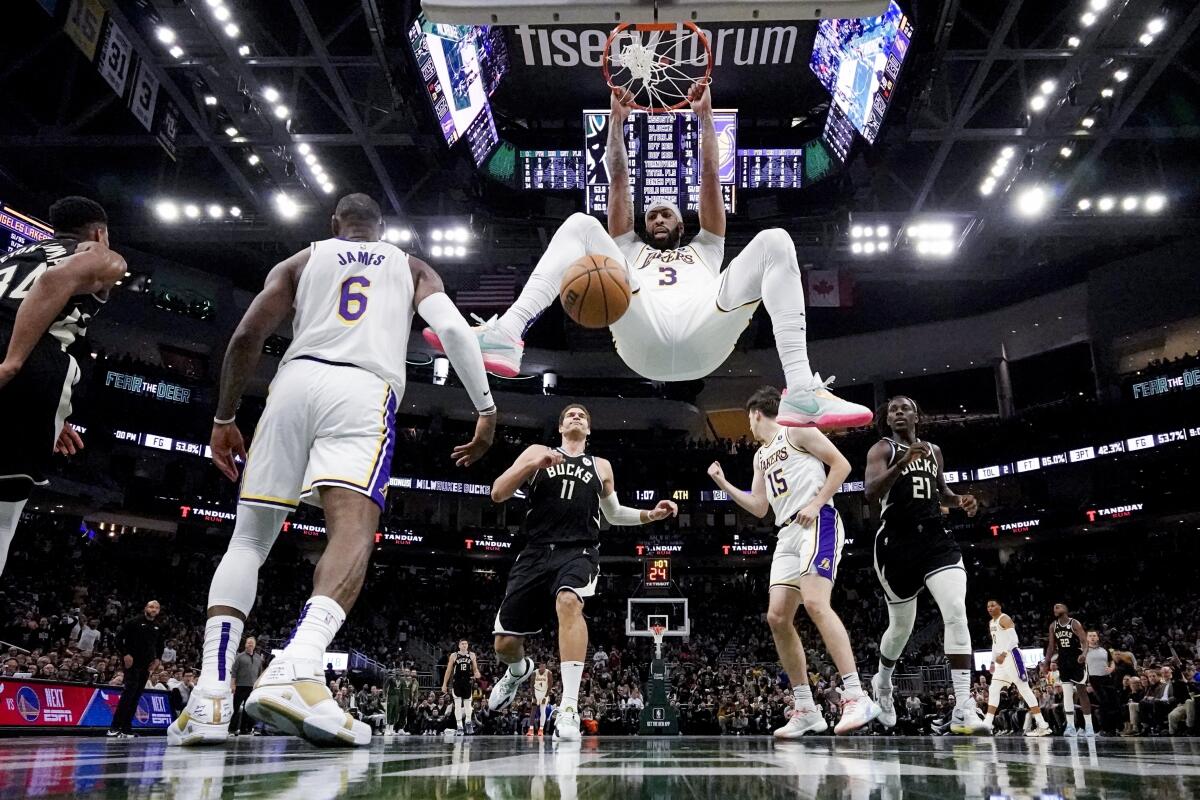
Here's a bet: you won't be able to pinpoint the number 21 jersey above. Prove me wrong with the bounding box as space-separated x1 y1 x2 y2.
879 437 942 527
282 238 413 395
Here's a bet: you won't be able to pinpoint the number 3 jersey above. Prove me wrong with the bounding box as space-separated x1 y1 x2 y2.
755 430 831 527
523 450 602 546
281 238 413 395
613 229 725 297
878 437 943 527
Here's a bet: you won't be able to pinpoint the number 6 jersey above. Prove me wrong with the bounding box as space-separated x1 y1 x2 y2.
281 238 413 395
523 450 602 546
755 430 831 528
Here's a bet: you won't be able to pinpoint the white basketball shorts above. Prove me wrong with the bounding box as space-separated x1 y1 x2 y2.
239 357 398 511
769 505 846 590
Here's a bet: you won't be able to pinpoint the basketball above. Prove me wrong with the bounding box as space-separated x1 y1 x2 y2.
559 254 631 328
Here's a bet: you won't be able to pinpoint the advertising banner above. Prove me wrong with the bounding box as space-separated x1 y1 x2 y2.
0 679 172 730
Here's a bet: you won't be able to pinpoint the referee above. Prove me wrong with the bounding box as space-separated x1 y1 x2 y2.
108 600 165 738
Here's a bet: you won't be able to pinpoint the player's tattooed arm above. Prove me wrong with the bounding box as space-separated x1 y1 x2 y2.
597 457 677 523
491 445 564 502
210 249 304 481
606 88 635 238
690 83 726 237
932 444 978 516
706 459 769 518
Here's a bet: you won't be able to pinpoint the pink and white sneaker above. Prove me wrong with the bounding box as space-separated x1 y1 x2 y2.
834 694 881 734
422 314 523 378
777 374 873 430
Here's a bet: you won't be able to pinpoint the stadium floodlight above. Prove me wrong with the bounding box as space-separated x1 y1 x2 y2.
1114 68 1129 82
207 204 224 219
1143 193 1166 213
1139 33 1154 46
1067 36 1081 48
311 165 325 178
385 227 402 242
979 178 996 195
1039 79 1057 95
262 87 280 103
399 229 412 242
1029 95 1048 112
863 241 877 254
1000 146 1015 159
169 46 184 59
204 95 218 106
1147 18 1165 35
1088 0 1108 11
247 153 260 165
916 239 954 257
229 206 242 218
1015 185 1047 217
298 143 312 155
875 225 889 238
990 163 1007 178
224 126 238 137
156 27 176 45
321 182 335 194
1080 11 1097 26
431 245 444 258
224 23 239 38
238 44 251 56
432 229 444 241
274 192 300 220
850 242 863 254
273 105 289 120
1081 117 1095 129
452 226 469 241
154 201 180 222
1121 196 1139 212
1077 198 1092 211
213 5 231 22
878 240 889 252
850 225 863 238
1060 146 1074 158
1101 87 1114 98
1097 196 1116 212
304 153 318 166
455 246 467 257
184 204 201 220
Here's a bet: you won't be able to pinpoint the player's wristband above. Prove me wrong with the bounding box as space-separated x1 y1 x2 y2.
478 405 497 417
213 414 237 425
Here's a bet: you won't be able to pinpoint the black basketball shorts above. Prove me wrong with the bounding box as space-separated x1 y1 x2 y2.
1057 658 1088 686
873 518 963 603
493 543 600 637
0 335 79 500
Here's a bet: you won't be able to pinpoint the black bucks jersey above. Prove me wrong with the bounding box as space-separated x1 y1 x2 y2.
879 438 942 527
452 653 473 695
0 238 105 354
523 450 602 546
1053 618 1086 683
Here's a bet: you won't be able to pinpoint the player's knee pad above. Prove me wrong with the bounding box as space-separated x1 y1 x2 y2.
880 599 917 661
207 505 287 613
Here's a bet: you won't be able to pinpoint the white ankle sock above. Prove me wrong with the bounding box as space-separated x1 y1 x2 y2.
199 615 243 690
560 661 584 710
876 662 895 693
792 684 816 711
841 672 863 698
279 596 345 664
505 657 529 678
951 668 971 709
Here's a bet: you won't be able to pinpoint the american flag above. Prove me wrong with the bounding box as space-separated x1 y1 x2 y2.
456 273 517 308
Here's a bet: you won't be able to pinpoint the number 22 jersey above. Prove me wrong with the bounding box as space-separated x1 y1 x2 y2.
281 238 413 395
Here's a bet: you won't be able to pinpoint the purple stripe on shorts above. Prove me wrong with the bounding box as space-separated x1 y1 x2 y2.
370 389 398 509
813 505 838 580
1012 647 1027 681
217 621 231 682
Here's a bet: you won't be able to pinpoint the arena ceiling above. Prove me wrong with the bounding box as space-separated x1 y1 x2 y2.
2 0 1199 331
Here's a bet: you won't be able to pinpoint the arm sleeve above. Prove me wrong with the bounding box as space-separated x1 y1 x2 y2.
599 492 646 527
416 292 495 413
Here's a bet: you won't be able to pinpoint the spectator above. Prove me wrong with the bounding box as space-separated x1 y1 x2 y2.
108 600 164 738
230 637 265 735
161 640 177 665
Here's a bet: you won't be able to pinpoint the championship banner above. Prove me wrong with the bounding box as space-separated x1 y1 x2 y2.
0 679 172 730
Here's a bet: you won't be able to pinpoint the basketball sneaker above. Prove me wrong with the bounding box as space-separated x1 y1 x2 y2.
244 658 371 746
167 685 233 746
773 708 828 738
871 673 897 729
777 374 873 429
949 699 992 735
834 694 880 734
1025 723 1053 737
422 314 524 378
487 657 535 711
554 706 581 742
1064 725 1078 738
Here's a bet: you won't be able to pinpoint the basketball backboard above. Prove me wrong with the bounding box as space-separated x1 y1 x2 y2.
421 1 890 26
626 597 690 638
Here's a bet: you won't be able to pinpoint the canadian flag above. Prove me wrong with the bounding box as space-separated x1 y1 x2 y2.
807 269 853 308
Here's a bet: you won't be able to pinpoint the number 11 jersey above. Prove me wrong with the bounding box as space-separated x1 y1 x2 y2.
523 450 602 546
282 238 413 396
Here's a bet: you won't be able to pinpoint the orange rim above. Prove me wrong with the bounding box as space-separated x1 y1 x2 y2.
602 21 712 113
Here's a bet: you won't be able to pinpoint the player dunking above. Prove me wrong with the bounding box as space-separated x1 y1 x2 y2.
528 661 553 736
707 387 879 737
426 84 870 430
0 197 125 577
486 403 677 741
168 194 496 747
984 599 1051 736
441 639 482 735
864 396 989 735
1044 602 1096 737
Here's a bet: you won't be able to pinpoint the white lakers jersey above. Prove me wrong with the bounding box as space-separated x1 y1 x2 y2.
281 238 414 394
533 669 550 693
756 429 830 527
615 229 725 297
989 616 1020 656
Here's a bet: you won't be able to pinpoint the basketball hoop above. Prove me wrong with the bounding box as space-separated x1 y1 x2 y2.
602 22 712 114
649 623 666 643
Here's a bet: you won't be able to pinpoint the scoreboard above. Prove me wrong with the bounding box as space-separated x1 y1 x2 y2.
520 150 584 190
738 149 804 189
644 557 672 589
1 203 53 253
463 106 499 167
583 109 737 216
823 103 856 163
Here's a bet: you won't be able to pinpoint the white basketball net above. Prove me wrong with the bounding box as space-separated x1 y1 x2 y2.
607 27 710 112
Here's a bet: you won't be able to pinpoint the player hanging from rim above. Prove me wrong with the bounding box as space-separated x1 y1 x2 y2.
425 83 871 431
1044 602 1096 738
441 639 482 736
865 396 990 735
486 403 677 742
707 387 879 737
984 599 1052 736
168 194 496 747
0 197 126 577
528 661 554 736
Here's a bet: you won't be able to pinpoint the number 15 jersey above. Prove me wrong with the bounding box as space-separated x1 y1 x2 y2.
282 238 413 395
755 430 831 527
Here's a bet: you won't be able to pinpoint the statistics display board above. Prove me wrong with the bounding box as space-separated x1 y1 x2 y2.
582 109 737 216
408 13 508 149
810 0 913 144
520 150 584 189
0 203 53 253
738 148 804 189
823 102 856 162
463 106 499 167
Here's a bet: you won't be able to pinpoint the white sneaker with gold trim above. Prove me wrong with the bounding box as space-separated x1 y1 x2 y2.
245 659 371 746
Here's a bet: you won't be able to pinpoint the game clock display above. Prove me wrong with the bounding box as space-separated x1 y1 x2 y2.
644 557 672 588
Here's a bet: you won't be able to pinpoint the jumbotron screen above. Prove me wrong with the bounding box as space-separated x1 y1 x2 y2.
810 0 913 144
582 109 737 215
407 13 509 149
520 150 584 190
738 148 804 189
